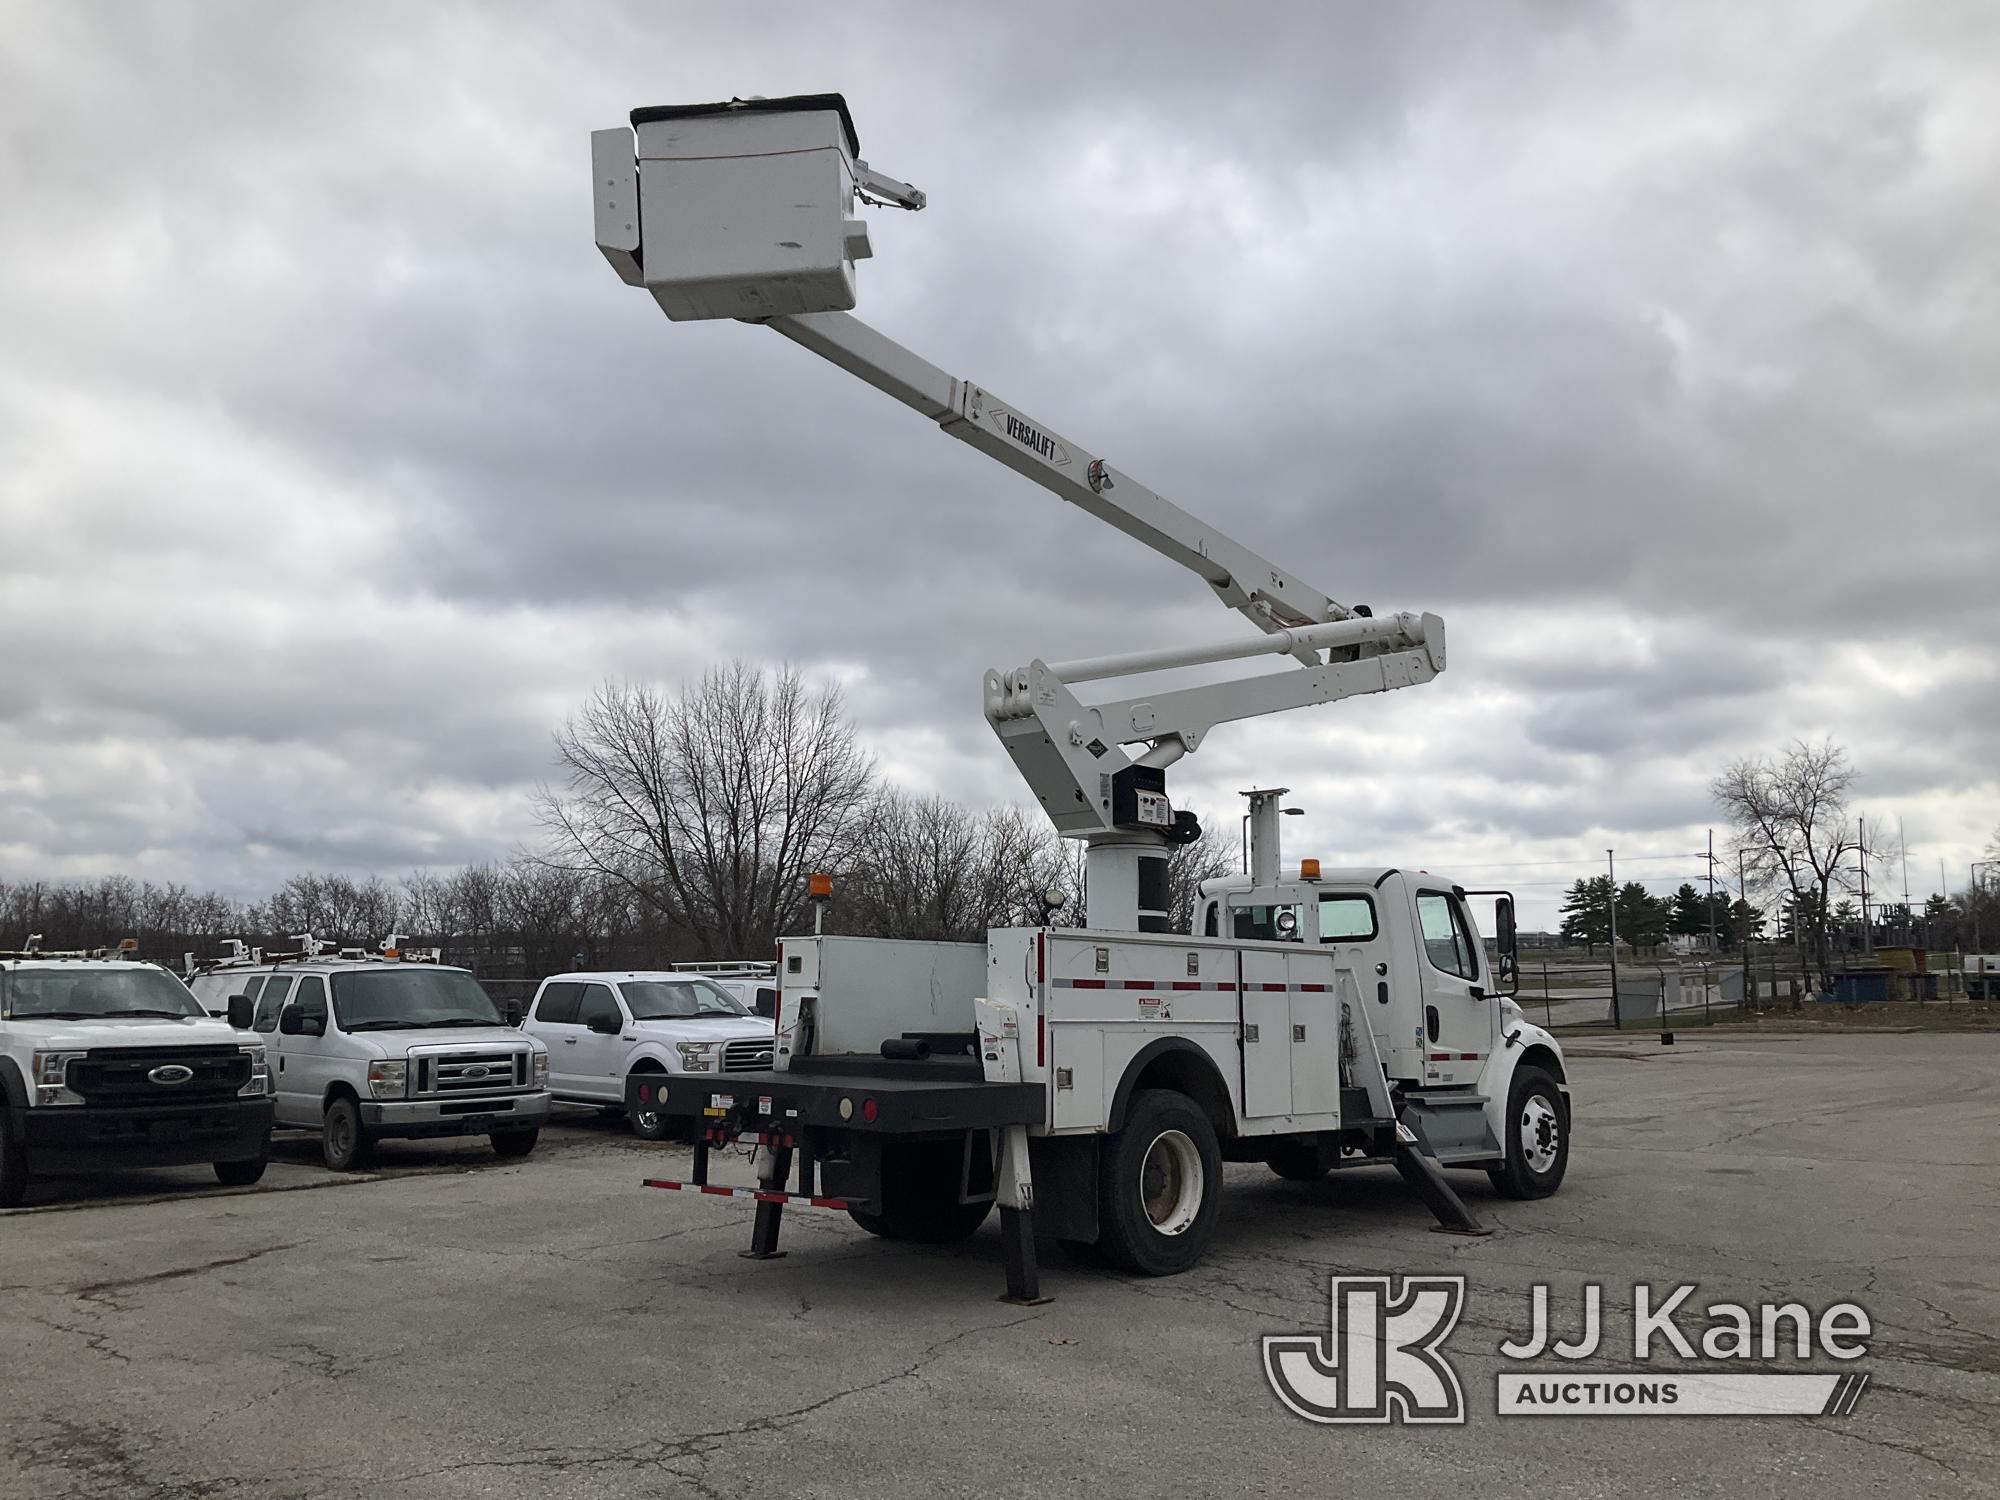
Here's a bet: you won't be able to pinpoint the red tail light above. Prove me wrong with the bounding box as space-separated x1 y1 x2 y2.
860 1097 878 1124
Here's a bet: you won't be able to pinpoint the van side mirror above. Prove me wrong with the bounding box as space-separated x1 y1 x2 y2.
227 994 254 1030
503 1000 525 1028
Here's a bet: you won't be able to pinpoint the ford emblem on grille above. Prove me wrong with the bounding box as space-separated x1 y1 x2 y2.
463 1065 490 1079
149 1063 195 1086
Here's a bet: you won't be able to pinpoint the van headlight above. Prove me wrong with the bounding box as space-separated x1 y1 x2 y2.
531 1051 548 1087
31 1050 87 1107
367 1060 408 1100
239 1043 272 1097
676 1041 719 1072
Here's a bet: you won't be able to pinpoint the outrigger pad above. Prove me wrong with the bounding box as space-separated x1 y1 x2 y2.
1390 1126 1493 1237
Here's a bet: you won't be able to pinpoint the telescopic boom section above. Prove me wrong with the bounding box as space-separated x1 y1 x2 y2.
592 95 1447 929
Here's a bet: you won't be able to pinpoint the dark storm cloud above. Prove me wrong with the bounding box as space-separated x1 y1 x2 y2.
1 0 1995 925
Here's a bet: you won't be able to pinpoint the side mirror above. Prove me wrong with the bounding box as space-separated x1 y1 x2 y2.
586 1011 622 1036
1495 894 1520 997
503 1000 525 1028
227 994 254 1030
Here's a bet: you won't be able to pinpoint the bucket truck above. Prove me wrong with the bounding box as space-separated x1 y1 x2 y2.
590 95 1569 1299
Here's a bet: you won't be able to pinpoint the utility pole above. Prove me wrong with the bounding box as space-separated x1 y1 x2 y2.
1900 817 1911 946
1607 848 1621 1029
1706 827 1719 955
1858 816 1872 956
1739 846 1753 1009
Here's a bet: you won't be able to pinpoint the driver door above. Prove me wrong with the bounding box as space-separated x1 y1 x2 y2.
568 983 630 1102
1408 889 1496 1087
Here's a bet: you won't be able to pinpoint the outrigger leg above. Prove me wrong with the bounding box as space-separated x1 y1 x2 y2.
741 1139 794 1259
996 1123 1051 1305
1387 1120 1492 1237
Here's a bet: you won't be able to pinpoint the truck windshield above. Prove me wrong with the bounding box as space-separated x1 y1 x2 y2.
621 979 748 1019
331 969 502 1030
4 966 203 1020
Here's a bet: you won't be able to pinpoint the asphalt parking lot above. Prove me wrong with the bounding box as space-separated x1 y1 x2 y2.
3 1033 1995 1498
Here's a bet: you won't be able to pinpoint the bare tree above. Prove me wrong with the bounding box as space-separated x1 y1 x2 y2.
1712 738 1861 988
538 664 875 958
845 794 1058 940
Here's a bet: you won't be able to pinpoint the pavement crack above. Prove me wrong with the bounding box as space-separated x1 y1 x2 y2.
73 1243 303 1310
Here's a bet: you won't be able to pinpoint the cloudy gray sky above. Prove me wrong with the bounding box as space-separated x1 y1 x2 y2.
2 0 1995 929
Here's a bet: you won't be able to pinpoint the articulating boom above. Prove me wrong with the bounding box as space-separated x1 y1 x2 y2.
593 95 1446 928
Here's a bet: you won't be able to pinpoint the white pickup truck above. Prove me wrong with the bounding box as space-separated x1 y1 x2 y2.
0 949 274 1206
521 969 775 1139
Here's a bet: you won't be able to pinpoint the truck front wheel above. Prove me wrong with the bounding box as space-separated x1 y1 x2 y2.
0 1116 27 1207
321 1096 376 1171
1487 1066 1568 1200
1097 1089 1222 1276
846 1139 992 1244
214 1152 267 1187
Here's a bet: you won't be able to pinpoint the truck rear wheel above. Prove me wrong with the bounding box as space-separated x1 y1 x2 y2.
1098 1089 1222 1276
1264 1141 1330 1181
1487 1066 1567 1200
627 1073 677 1141
845 1139 992 1244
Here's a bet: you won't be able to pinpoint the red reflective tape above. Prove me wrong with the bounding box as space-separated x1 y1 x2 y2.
1070 978 1106 989
1213 982 1238 991
1459 1052 1483 1061
1260 983 1289 992
753 1191 787 1204
1170 981 1201 991
1123 979 1154 990
1298 982 1328 992
809 1196 850 1210
643 1178 684 1191
1428 1052 1451 1062
700 1184 734 1196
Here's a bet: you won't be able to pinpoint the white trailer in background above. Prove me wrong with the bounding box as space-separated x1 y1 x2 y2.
592 94 1569 1298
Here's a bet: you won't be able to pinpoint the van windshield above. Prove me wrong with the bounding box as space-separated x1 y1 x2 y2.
5 965 204 1020
621 979 748 1020
331 969 502 1030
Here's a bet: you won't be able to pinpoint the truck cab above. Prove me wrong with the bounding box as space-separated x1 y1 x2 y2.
202 942 551 1171
0 948 275 1206
1196 865 1567 1179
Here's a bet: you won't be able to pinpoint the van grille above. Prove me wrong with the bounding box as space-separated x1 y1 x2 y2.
416 1050 528 1095
721 1037 775 1073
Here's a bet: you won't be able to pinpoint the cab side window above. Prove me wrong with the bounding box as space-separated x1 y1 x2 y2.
1319 895 1378 941
1416 893 1480 980
534 982 583 1025
259 975 296 1027
575 983 622 1031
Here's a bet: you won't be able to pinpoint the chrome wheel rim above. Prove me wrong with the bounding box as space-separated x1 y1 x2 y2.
1521 1095 1560 1174
1140 1129 1204 1235
633 1106 660 1134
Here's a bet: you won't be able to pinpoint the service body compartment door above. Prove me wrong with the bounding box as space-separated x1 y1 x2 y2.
1239 947 1293 1118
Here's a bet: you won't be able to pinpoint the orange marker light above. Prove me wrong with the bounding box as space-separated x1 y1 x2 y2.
1300 859 1321 880
807 872 834 901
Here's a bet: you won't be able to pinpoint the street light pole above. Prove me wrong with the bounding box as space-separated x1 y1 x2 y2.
1607 848 1621 1029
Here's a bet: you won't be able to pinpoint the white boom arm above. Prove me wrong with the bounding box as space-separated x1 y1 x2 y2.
592 96 1447 926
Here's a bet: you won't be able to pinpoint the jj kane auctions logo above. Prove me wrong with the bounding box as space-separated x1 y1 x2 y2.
1264 1277 1872 1422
